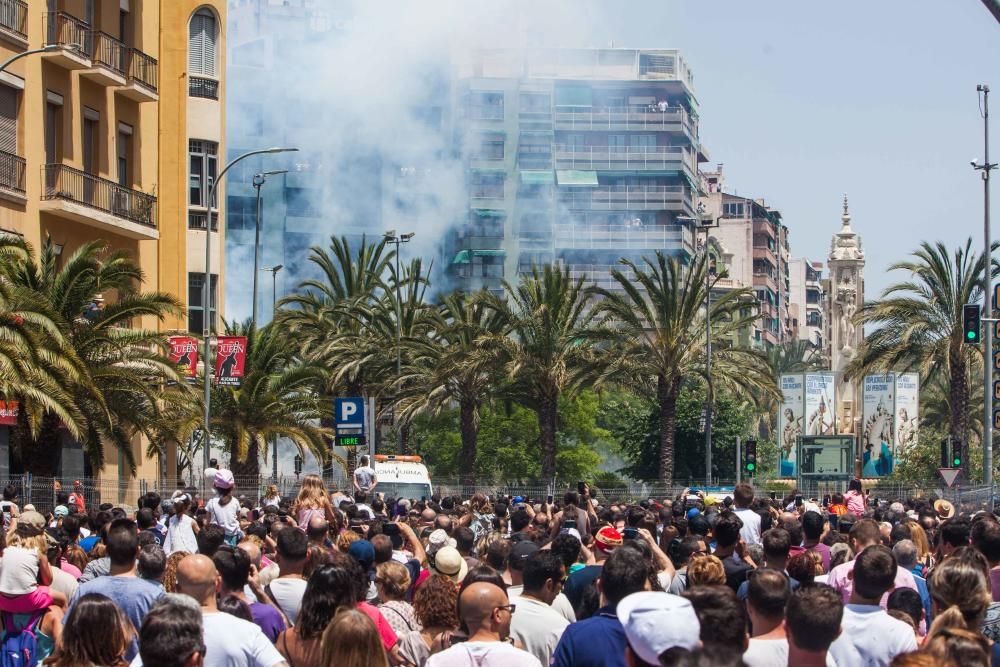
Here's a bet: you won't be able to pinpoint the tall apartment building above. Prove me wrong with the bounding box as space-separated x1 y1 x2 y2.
450 48 708 292
0 0 225 485
787 258 824 348
700 166 792 349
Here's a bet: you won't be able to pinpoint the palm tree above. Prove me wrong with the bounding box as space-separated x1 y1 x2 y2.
397 289 504 486
3 237 187 475
594 251 778 483
481 265 601 481
847 239 995 475
198 320 335 480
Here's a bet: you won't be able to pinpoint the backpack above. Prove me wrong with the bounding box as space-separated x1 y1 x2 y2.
1 611 42 667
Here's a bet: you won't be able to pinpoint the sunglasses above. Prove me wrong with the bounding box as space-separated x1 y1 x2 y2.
494 604 516 614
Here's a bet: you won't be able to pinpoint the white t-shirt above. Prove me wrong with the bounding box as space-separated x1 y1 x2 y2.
508 596 569 667
743 638 839 667
734 508 762 546
426 641 542 667
206 496 241 536
550 592 576 623
201 611 285 667
164 513 199 555
267 577 308 625
833 604 918 667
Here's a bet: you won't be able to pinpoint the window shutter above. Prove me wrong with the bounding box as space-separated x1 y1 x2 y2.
203 15 216 77
188 11 216 77
0 87 17 155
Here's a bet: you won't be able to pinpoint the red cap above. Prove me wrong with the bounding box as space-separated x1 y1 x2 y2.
595 526 623 553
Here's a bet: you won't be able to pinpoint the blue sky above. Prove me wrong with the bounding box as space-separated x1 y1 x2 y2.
585 1 1000 296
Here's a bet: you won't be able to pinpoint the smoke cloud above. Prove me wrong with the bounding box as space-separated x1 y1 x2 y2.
224 0 623 319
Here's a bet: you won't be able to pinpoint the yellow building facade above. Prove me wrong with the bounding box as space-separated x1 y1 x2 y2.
0 0 225 489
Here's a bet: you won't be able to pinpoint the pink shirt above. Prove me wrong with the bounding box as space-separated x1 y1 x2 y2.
828 558 917 607
844 490 866 517
358 601 398 651
990 568 1000 602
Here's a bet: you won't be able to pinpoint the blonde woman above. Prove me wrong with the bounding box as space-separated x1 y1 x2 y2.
926 547 1000 661
687 555 727 587
262 484 281 509
907 521 934 574
292 474 336 529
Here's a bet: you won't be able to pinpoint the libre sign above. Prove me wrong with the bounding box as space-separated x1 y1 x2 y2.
0 400 18 426
215 336 247 387
168 336 199 377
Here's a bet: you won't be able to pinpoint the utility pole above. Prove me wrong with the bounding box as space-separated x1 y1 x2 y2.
383 230 414 452
250 170 286 329
975 85 996 487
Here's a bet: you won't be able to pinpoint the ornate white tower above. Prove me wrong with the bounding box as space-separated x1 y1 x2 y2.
827 195 865 433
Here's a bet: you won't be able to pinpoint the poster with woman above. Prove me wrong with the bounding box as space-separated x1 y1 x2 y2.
779 374 804 477
862 374 895 476
805 373 836 436
894 373 919 462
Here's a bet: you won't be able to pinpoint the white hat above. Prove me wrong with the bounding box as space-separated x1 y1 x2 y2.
427 529 456 555
430 546 468 583
617 592 700 663
890 502 905 514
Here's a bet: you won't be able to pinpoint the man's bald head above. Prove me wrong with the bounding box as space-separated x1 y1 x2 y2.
238 541 261 568
421 508 437 524
434 514 453 535
306 516 329 542
459 582 510 638
177 554 218 607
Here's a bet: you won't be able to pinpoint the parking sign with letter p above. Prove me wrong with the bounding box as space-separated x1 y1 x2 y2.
335 397 366 431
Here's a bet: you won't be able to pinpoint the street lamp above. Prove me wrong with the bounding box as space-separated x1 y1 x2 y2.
263 261 284 482
251 170 287 328
201 147 297 480
383 230 414 451
974 84 997 487
0 44 74 74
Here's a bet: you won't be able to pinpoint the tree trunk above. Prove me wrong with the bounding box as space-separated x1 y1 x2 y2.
459 398 479 493
949 345 971 478
230 437 260 484
399 422 411 455
538 396 558 482
658 375 681 484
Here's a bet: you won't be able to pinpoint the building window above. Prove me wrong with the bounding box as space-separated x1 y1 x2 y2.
464 212 505 238
286 187 320 218
45 98 61 163
723 202 745 218
469 91 504 120
629 134 656 149
226 195 257 231
188 8 217 78
476 136 504 160
188 272 218 334
807 312 821 327
608 135 627 150
189 140 218 207
519 92 549 113
117 123 132 187
0 85 17 156
470 172 504 199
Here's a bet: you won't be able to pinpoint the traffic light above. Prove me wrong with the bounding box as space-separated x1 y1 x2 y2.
294 455 303 475
744 438 757 474
964 304 982 344
952 438 963 468
941 437 950 468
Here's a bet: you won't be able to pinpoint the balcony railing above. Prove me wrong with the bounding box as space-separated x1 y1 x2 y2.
553 145 695 173
188 210 218 231
91 31 126 76
189 76 218 100
559 185 690 211
126 48 158 93
0 0 27 39
42 164 156 228
553 105 696 135
555 223 685 251
45 12 92 53
0 150 25 194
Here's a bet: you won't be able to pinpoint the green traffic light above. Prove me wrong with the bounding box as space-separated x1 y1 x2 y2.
969 331 977 340
954 458 962 466
747 463 755 471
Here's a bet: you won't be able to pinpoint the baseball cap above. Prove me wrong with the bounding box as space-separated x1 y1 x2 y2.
617 592 700 663
686 507 701 520
214 469 235 490
429 546 468 583
426 529 456 555
16 511 46 537
512 496 524 504
510 540 539 570
594 526 623 554
347 540 375 569
53 505 69 518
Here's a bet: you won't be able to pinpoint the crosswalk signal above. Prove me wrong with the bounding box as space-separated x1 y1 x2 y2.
952 438 963 468
744 438 758 474
964 304 982 344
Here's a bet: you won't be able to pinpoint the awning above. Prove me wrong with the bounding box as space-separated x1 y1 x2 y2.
520 170 554 185
555 86 592 108
451 250 471 265
556 170 598 186
472 208 506 218
473 250 505 257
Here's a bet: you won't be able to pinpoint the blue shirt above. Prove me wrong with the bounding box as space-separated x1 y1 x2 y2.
66 575 164 661
913 573 932 627
552 606 626 667
79 535 100 554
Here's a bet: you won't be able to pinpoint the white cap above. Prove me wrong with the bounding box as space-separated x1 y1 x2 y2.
617 592 700 663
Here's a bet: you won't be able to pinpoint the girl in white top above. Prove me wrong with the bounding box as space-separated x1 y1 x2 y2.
262 484 281 509
163 492 200 555
206 469 242 544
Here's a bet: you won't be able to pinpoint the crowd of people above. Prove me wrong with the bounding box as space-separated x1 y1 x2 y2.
0 468 997 666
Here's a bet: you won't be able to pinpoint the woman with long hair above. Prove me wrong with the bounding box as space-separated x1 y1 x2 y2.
926 547 1000 661
320 609 387 667
262 484 281 509
906 521 934 574
276 561 359 667
292 474 336 529
206 470 242 545
162 551 189 593
396 575 460 666
44 594 131 667
164 493 199 555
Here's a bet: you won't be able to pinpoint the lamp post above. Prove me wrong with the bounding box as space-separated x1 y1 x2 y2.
201 147 297 480
383 230 414 451
262 263 283 482
974 85 997 487
251 170 287 329
0 44 73 74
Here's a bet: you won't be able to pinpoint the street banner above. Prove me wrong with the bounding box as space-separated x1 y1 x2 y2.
862 374 895 477
0 400 18 426
778 374 804 478
215 336 247 387
894 373 920 462
168 336 199 377
804 373 836 436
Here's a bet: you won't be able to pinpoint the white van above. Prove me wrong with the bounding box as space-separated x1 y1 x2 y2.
373 455 433 500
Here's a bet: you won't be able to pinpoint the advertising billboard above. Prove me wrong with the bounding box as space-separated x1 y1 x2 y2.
168 336 199 378
778 374 805 477
804 373 836 436
215 336 247 387
862 374 896 476
894 373 920 462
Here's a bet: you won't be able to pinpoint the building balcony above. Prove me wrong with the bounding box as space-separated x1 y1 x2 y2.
118 48 158 102
752 219 775 239
752 246 776 261
558 185 691 212
754 273 778 293
40 164 158 240
0 150 25 203
553 105 697 138
0 0 27 47
189 76 219 100
553 145 696 174
554 222 685 251
81 31 127 87
42 13 91 70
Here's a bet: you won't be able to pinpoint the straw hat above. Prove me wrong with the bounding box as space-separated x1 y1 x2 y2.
933 499 956 519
